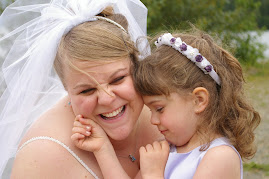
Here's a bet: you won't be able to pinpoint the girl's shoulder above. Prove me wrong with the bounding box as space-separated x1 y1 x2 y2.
194 139 241 179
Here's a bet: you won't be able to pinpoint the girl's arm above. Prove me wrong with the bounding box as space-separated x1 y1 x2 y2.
71 115 131 179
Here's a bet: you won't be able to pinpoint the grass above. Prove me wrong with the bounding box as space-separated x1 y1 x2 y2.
242 61 269 177
242 61 269 81
243 162 269 176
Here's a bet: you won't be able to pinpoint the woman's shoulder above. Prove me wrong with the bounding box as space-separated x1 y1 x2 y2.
20 96 74 143
11 96 98 178
11 135 96 178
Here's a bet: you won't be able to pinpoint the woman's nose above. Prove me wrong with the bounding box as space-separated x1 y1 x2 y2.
97 85 116 106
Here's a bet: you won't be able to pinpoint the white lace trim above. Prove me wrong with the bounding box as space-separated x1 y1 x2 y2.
18 136 99 179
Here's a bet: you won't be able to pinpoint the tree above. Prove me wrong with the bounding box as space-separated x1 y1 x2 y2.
141 0 265 64
257 0 269 29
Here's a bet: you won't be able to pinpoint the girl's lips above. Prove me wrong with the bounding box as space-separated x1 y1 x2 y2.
160 130 168 134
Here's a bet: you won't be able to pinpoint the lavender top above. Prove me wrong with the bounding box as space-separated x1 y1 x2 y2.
164 137 243 179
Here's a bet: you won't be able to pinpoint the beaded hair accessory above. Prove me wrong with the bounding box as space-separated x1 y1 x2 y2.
93 16 127 33
155 33 221 85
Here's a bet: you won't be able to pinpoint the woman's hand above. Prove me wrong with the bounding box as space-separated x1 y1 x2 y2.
71 115 110 153
139 140 170 179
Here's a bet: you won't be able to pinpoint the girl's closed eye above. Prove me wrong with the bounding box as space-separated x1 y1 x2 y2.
156 107 164 113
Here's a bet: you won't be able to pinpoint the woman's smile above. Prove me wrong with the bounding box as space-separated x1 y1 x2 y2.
100 105 126 120
66 58 144 140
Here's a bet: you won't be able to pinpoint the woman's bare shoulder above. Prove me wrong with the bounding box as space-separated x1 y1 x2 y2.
11 136 95 178
20 96 74 144
12 96 99 178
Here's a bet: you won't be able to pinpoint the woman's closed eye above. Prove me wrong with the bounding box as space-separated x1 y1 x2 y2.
110 75 126 85
80 88 96 95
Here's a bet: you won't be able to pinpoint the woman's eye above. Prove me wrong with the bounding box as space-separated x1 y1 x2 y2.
80 88 95 94
111 76 126 84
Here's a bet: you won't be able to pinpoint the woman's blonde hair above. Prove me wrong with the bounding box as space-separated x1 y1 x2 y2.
133 29 260 160
54 7 139 88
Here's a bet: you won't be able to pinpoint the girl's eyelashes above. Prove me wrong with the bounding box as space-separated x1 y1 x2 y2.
156 107 164 113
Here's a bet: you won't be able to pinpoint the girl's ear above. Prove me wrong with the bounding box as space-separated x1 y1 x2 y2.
192 87 209 114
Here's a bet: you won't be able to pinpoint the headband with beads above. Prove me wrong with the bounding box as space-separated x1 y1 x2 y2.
155 33 221 85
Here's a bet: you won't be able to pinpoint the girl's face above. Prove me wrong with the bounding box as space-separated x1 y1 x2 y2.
143 93 198 147
65 58 144 140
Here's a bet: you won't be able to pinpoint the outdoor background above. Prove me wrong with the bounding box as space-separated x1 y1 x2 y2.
1 0 269 178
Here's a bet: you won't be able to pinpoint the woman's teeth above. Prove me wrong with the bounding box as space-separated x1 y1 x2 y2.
102 106 124 118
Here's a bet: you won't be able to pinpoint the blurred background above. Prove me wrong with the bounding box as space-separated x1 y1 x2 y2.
1 0 269 178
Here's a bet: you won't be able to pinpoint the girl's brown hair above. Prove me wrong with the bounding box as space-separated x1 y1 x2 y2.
133 29 260 160
54 7 139 88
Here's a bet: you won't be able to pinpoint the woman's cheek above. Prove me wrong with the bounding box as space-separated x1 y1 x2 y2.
71 96 96 116
120 77 142 100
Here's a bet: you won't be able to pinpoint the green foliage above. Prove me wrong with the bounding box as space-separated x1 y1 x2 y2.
244 162 269 176
141 0 266 65
235 32 267 65
0 0 15 15
257 0 269 29
142 0 261 34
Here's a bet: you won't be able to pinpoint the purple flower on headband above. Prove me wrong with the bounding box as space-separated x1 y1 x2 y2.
170 38 176 44
204 65 212 72
180 43 187 51
195 55 203 62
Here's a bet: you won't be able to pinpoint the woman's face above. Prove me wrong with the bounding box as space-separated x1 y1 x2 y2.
65 58 144 140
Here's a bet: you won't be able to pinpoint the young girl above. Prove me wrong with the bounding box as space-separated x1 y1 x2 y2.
72 30 261 179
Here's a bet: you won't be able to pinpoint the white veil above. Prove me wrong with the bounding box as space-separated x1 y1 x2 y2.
0 0 149 177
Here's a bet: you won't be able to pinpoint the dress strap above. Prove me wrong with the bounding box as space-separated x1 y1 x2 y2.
18 136 99 179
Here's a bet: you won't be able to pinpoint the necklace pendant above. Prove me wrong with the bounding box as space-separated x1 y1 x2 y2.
129 154 136 162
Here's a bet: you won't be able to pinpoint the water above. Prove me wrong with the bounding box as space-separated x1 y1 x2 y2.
251 31 269 60
260 31 269 59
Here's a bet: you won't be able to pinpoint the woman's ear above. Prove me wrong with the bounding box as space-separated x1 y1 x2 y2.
192 87 209 114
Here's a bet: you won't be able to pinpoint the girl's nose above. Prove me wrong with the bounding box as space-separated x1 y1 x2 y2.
150 114 160 125
97 85 116 106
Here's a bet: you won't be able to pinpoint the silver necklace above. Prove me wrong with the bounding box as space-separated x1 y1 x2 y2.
116 121 139 162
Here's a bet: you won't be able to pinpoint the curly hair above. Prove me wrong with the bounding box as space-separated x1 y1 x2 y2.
133 29 261 160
